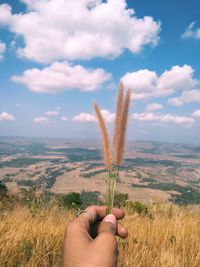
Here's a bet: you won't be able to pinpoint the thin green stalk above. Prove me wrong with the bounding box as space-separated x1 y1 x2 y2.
107 165 119 214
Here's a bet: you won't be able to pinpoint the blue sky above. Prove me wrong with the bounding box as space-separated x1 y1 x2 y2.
0 0 200 143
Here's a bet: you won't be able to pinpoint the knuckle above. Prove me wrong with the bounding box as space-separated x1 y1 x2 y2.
87 205 96 209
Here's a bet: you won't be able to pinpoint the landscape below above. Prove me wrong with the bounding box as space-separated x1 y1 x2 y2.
1 136 200 205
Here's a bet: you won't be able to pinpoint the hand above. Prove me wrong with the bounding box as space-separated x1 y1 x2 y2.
63 205 128 267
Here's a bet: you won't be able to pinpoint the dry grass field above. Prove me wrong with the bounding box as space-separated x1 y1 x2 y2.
1 204 200 267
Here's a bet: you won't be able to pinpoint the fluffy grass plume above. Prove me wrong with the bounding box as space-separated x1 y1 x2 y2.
94 82 131 214
113 82 124 156
1 205 200 266
114 86 131 166
93 102 111 170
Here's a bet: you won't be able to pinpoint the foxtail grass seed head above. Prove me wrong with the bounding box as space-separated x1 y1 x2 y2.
93 102 111 170
113 82 124 163
115 88 131 166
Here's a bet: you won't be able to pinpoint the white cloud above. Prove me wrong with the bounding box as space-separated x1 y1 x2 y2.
72 112 96 122
46 110 59 116
72 109 115 123
192 109 200 118
0 112 15 121
167 98 183 106
0 41 6 61
0 0 160 63
156 65 197 92
100 109 116 123
182 21 200 40
11 61 111 93
132 112 194 127
56 107 61 111
33 116 50 123
121 69 158 100
146 103 163 111
61 116 68 121
121 65 199 102
168 90 200 106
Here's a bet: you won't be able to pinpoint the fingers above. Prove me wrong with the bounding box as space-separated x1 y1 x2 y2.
85 205 125 223
117 222 128 239
76 206 127 238
87 206 127 239
98 214 117 235
97 214 128 238
65 206 127 247
75 205 125 231
91 220 128 239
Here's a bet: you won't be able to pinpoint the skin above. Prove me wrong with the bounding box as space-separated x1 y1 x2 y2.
63 205 128 267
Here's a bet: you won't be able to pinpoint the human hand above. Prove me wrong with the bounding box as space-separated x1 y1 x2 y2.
63 205 128 267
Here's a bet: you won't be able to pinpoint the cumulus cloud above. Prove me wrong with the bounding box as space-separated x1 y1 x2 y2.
192 109 200 118
72 109 115 123
33 116 50 123
0 41 6 61
0 0 160 63
156 65 197 91
61 116 68 121
168 90 200 106
0 112 15 121
146 103 163 111
121 65 199 102
99 109 116 123
46 110 59 116
11 61 111 93
72 112 96 122
182 21 200 40
121 69 158 100
73 109 194 127
132 112 194 127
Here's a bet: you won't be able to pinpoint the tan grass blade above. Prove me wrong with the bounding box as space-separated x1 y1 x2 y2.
115 89 131 165
113 82 124 163
93 102 111 170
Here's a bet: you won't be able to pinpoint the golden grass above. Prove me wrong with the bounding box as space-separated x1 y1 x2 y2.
1 204 200 267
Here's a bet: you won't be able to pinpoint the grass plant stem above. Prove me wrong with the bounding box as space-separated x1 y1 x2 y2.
107 165 119 214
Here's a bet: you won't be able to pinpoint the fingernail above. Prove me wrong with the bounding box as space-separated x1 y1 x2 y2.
104 214 116 225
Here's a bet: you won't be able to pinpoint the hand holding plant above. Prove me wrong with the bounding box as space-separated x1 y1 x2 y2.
94 82 131 214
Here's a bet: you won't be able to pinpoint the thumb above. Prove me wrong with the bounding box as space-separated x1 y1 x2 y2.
95 214 118 263
98 214 117 235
